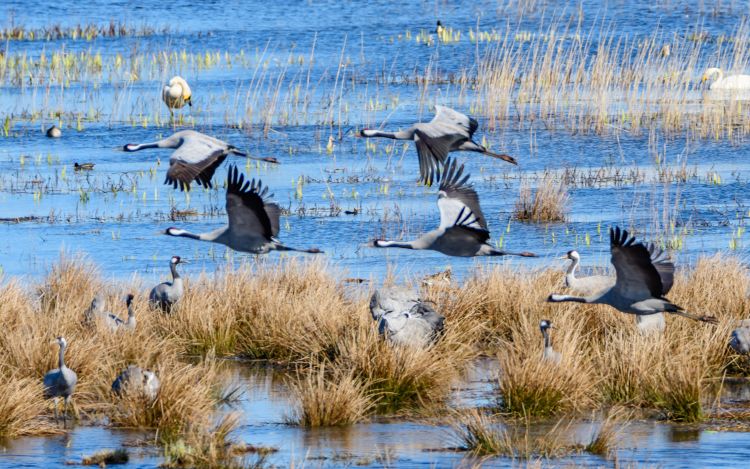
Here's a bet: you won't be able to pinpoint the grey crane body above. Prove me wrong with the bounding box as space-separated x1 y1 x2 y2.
112 365 160 402
165 165 321 255
562 250 614 295
149 256 185 313
105 294 136 331
123 130 278 191
370 286 420 321
539 320 562 364
359 105 516 185
549 227 717 324
83 294 105 326
370 287 444 348
562 249 665 334
730 319 750 354
370 158 536 259
43 337 77 425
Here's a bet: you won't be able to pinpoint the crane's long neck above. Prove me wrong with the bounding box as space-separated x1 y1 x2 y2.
170 262 180 280
363 129 414 140
58 343 66 369
374 239 418 250
542 328 552 349
125 136 180 152
168 227 227 242
564 258 579 288
548 294 591 303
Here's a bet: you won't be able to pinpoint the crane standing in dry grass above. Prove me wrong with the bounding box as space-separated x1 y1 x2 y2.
43 337 77 426
150 256 186 313
548 227 717 325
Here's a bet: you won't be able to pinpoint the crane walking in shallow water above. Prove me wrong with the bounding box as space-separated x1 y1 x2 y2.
369 158 536 258
165 165 322 254
43 337 77 426
123 130 278 191
358 105 517 185
548 227 718 325
150 256 186 313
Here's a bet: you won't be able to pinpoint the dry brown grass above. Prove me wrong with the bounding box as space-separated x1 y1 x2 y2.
513 174 569 223
448 409 577 458
287 362 374 426
0 251 747 448
497 308 600 417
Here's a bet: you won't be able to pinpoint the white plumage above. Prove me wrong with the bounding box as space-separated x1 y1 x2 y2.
162 76 192 112
702 67 750 90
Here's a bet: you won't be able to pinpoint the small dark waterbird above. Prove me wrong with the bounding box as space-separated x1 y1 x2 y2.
74 162 95 171
165 165 322 254
358 105 517 185
369 158 536 258
548 227 718 324
123 130 278 191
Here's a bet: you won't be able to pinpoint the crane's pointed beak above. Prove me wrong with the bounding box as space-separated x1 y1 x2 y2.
179 259 191 264
557 255 569 260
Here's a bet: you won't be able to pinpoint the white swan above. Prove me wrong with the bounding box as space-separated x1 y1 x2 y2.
701 67 750 90
162 76 192 113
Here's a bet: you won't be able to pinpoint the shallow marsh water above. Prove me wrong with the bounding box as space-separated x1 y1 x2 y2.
4 360 750 468
2 1 750 467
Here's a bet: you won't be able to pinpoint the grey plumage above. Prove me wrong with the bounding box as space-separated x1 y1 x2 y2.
359 105 516 185
562 249 665 334
105 294 136 331
112 365 160 402
123 130 278 190
43 337 77 426
370 287 445 348
164 165 322 255
369 158 536 258
83 294 105 326
730 319 750 354
149 256 185 313
369 286 420 321
548 227 718 324
539 320 562 364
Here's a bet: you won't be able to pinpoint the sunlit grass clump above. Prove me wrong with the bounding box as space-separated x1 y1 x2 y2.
288 362 374 427
513 175 569 223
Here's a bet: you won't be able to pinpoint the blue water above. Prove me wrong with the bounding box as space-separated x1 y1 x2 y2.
1 1 750 467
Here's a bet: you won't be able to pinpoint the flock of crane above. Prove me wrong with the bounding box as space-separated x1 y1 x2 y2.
40 74 750 426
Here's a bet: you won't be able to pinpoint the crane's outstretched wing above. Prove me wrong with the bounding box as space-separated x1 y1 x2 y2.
414 129 454 186
432 105 478 137
166 148 228 190
166 132 232 190
647 243 674 295
610 227 666 300
225 165 275 240
436 158 487 232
